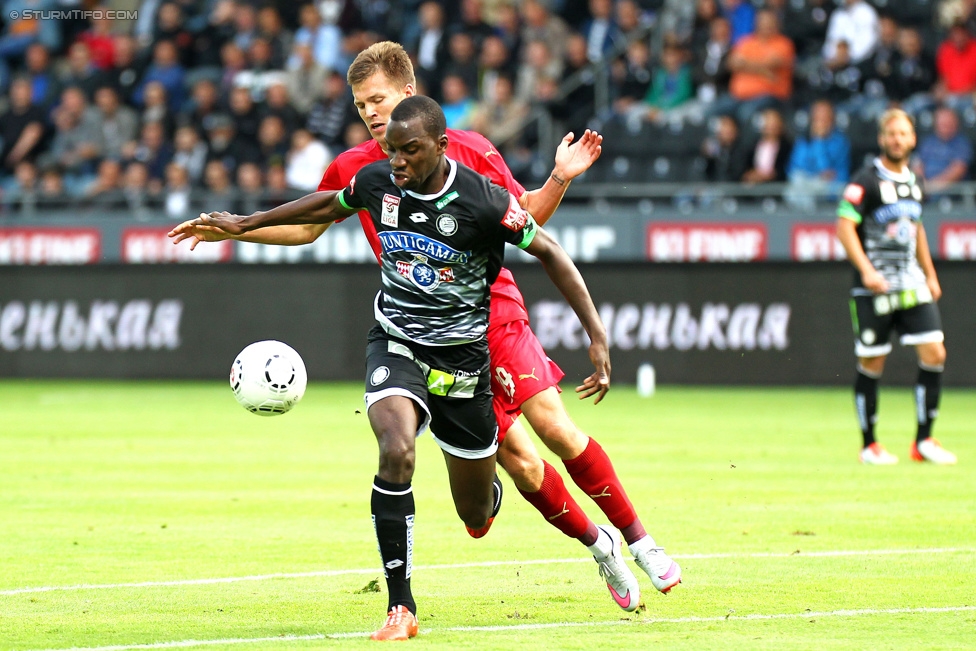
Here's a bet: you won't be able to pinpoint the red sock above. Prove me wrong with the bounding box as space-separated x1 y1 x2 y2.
518 460 598 545
563 437 647 544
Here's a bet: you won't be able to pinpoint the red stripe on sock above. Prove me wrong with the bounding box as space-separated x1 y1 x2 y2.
517 460 593 541
563 438 646 543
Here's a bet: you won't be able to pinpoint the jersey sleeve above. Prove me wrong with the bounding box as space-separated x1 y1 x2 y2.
338 169 369 210
837 170 869 224
487 182 538 249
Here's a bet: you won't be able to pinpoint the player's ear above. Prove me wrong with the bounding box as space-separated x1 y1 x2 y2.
438 133 448 153
403 84 416 98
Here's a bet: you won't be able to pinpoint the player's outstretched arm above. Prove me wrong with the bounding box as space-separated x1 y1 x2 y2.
168 219 330 250
519 129 603 227
180 191 357 237
524 227 610 404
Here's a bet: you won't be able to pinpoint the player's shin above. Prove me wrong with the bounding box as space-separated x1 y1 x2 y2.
915 363 943 442
855 365 881 447
518 460 598 544
371 476 416 615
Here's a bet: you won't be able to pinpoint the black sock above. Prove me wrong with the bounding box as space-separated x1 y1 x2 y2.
915 366 943 443
371 476 416 615
855 368 879 447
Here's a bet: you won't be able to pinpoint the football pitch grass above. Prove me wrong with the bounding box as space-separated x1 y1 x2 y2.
1 380 974 650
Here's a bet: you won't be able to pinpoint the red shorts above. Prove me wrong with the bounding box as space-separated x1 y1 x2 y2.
487 319 564 441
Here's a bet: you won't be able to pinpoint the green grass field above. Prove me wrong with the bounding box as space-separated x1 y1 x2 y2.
1 380 974 650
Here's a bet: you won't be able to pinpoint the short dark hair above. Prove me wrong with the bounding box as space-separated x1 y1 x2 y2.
389 95 446 140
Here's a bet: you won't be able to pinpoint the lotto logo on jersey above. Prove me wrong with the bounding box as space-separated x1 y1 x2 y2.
842 184 864 204
502 196 528 232
382 194 400 227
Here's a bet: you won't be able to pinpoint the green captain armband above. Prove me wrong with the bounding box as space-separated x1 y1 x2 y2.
337 189 354 211
516 216 539 249
837 200 862 223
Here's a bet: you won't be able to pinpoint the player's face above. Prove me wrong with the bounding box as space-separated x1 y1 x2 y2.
878 116 916 165
351 72 415 149
385 118 448 192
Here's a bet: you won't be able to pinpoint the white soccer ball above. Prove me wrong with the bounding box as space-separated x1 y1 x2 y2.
230 340 307 416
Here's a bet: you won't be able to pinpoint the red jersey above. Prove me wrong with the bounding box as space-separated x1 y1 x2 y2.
318 129 530 326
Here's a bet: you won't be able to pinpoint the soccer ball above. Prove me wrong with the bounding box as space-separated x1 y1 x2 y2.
230 340 307 416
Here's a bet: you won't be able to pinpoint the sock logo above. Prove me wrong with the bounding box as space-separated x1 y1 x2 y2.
589 486 612 499
548 502 570 520
385 559 404 570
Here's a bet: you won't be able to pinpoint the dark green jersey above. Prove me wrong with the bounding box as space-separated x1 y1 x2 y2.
837 158 927 292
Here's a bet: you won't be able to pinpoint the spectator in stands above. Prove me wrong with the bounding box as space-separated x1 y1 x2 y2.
134 40 185 111
305 70 356 152
581 0 625 62
555 32 598 135
292 3 343 74
109 35 146 105
641 42 694 122
443 32 480 100
262 79 303 135
1 77 47 173
691 16 732 106
77 11 117 71
171 125 208 185
1 160 39 211
256 115 289 166
494 3 523 57
853 13 901 114
889 27 937 115
139 81 176 136
935 21 976 113
441 74 478 130
228 86 261 141
780 0 833 63
615 0 651 44
285 128 331 191
477 35 517 104
235 38 285 103
721 0 756 45
914 106 973 193
164 163 193 218
286 44 327 116
687 0 721 51
153 3 195 68
202 159 237 208
471 73 529 153
808 40 862 107
454 0 495 49
60 42 110 101
521 0 571 63
236 161 264 214
411 2 450 101
741 107 792 184
823 0 879 65
37 165 67 206
189 0 234 70
38 87 104 190
265 162 292 205
83 158 125 207
23 44 61 110
93 85 139 161
718 9 795 125
122 160 155 217
257 6 292 70
0 0 62 91
786 99 851 206
126 120 172 187
232 3 259 53
702 113 748 182
611 39 653 116
182 79 222 139
204 114 254 176
219 42 248 98
516 39 563 103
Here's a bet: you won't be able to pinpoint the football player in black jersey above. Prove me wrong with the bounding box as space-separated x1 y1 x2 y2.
836 108 956 466
185 95 614 638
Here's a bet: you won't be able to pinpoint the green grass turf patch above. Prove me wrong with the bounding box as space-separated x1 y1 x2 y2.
1 381 974 650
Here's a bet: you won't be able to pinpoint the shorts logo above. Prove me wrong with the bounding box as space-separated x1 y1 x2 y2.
382 194 400 227
436 214 458 236
842 183 864 204
861 329 876 345
370 366 390 386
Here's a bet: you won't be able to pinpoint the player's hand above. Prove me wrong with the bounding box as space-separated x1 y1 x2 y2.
168 218 234 250
861 268 889 294
553 129 603 181
181 211 249 240
926 275 942 302
576 341 611 405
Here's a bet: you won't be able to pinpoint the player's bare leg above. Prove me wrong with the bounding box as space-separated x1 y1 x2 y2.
521 387 681 594
855 355 898 465
367 396 421 641
442 451 500 530
911 341 954 464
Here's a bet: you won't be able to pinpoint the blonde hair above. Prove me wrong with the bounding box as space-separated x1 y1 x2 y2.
878 108 915 134
346 41 416 89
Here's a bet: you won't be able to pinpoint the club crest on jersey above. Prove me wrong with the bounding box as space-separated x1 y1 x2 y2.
396 255 455 293
382 194 400 227
436 214 458 236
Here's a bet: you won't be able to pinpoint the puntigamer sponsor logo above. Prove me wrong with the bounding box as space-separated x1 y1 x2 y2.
0 300 182 351
378 231 470 264
531 300 791 352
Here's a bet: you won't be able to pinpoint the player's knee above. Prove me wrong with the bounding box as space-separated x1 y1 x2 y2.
376 435 416 482
534 418 586 457
497 446 543 492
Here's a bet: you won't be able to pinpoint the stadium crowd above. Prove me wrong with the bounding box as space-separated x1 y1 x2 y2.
0 0 975 215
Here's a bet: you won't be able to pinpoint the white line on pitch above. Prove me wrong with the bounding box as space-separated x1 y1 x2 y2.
22 605 976 651
3 547 973 597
